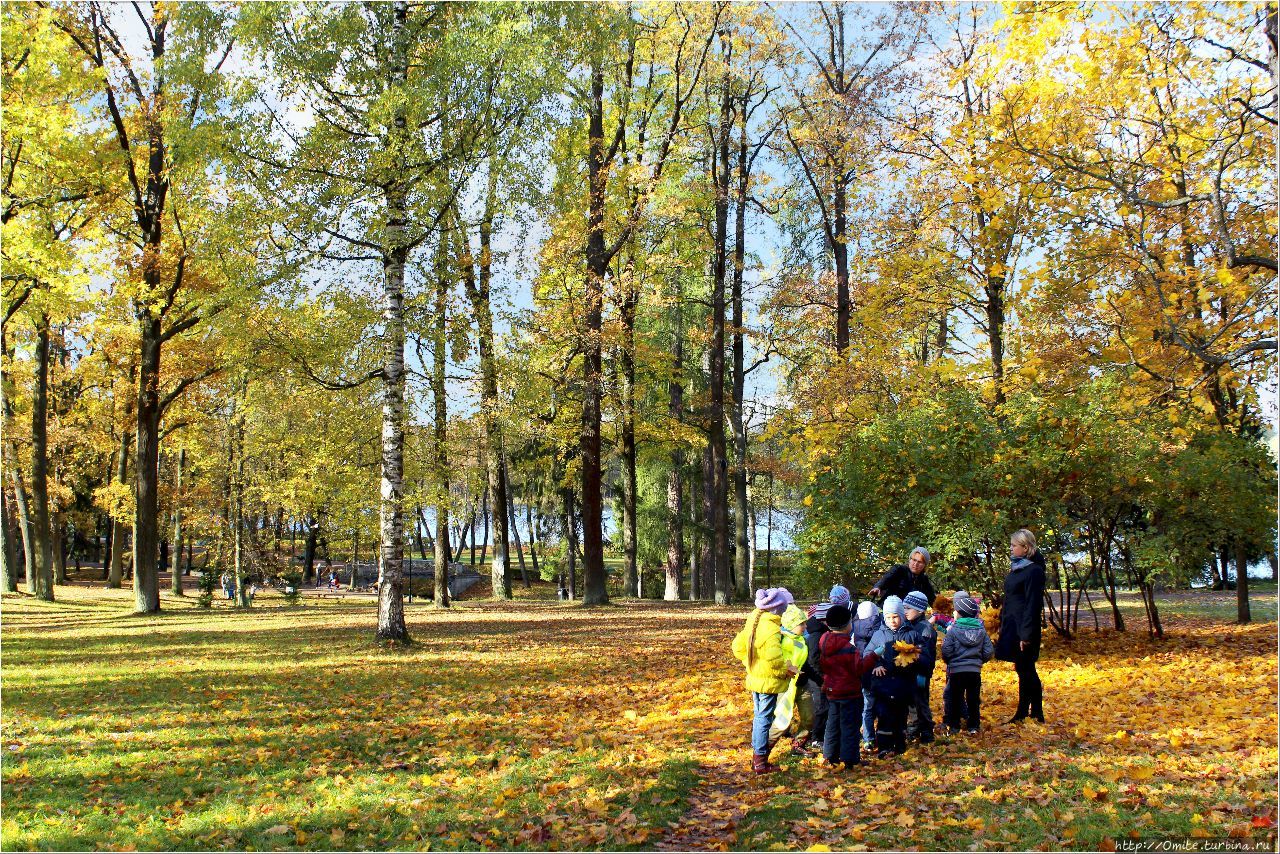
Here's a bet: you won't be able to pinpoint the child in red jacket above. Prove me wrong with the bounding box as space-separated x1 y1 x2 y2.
818 605 882 767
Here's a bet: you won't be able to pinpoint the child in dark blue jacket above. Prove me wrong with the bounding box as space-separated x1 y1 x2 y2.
865 595 921 757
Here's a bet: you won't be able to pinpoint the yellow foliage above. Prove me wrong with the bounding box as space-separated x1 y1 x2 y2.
981 604 1001 634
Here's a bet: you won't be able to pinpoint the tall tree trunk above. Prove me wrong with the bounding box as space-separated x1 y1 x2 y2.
665 274 685 602
579 57 610 606
376 205 409 639
412 509 427 562
709 65 733 605
456 193 511 601
232 387 250 608
132 314 162 612
620 252 640 598
1235 541 1251 624
28 314 54 601
303 516 319 585
690 459 702 601
1210 546 1226 588
351 528 360 589
108 426 131 589
730 108 751 603
700 440 715 602
985 271 1006 409
429 244 451 609
506 466 529 588
1 484 17 593
52 513 67 585
372 0 411 644
452 505 470 564
0 323 18 592
526 500 540 581
833 181 850 354
98 512 109 579
11 469 33 587
562 487 578 601
479 488 490 565
169 447 185 595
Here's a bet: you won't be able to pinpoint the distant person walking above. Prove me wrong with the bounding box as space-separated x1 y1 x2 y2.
995 529 1047 723
868 547 937 605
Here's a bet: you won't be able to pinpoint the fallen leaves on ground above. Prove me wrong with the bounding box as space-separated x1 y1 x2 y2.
0 585 1275 851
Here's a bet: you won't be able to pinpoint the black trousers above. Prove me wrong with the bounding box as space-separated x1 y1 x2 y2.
1014 652 1043 719
906 677 934 742
823 696 863 766
809 682 829 743
943 671 982 730
873 690 908 754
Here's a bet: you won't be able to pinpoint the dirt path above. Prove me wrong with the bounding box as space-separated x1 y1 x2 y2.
655 757 764 852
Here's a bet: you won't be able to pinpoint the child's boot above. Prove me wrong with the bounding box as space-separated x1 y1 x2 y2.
751 752 777 774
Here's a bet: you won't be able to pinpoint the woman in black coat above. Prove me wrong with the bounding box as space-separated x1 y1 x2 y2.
995 528 1047 723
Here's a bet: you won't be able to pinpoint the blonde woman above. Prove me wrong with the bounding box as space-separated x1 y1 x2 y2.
995 529 1046 723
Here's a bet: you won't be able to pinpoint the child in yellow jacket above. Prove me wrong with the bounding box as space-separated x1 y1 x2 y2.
732 587 797 774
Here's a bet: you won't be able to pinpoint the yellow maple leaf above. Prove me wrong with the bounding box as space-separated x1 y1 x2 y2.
865 791 891 806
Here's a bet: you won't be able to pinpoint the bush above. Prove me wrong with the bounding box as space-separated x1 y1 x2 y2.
196 570 217 608
278 570 302 605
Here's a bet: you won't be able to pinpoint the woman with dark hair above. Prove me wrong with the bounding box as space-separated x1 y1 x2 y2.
995 528 1046 723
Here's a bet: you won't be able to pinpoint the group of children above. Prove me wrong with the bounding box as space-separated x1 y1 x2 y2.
732 583 994 773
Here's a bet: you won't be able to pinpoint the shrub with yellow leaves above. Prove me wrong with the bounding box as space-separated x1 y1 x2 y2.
981 604 1001 635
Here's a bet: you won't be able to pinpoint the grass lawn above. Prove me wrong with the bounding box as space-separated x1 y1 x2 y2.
2 583 1276 851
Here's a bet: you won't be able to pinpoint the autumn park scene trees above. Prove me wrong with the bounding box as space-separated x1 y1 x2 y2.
1 2 1277 851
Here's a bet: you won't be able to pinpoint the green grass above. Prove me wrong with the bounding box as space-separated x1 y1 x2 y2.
1 587 715 851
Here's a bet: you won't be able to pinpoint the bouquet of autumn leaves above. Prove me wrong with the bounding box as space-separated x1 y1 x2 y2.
892 640 922 666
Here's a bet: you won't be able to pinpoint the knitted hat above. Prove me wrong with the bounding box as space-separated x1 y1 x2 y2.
829 584 852 607
910 546 931 564
955 595 979 618
755 587 793 615
882 595 904 618
825 604 852 629
782 603 807 632
856 600 878 620
953 589 970 600
807 602 830 620
903 590 931 613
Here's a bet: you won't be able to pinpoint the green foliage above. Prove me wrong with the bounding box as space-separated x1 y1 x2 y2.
196 570 218 609
796 380 1277 597
1136 432 1278 586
